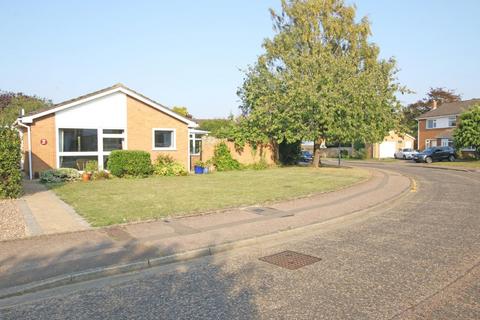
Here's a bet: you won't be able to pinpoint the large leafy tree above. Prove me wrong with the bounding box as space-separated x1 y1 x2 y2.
0 91 51 126
401 87 461 136
453 104 480 158
238 0 403 166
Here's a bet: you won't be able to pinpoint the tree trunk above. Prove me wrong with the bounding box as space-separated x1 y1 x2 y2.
312 137 323 167
272 140 280 164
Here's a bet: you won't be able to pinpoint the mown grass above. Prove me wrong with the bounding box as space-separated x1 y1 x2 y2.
430 160 480 168
49 167 369 227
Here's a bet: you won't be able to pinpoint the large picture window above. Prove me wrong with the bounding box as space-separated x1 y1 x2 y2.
59 129 98 152
58 128 125 170
153 129 175 150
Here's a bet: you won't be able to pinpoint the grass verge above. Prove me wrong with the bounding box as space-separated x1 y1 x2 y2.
430 160 480 169
49 167 369 227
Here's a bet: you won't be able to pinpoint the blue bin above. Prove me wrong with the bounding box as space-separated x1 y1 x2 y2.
194 165 204 174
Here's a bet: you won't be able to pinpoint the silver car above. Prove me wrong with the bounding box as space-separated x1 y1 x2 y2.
394 148 418 160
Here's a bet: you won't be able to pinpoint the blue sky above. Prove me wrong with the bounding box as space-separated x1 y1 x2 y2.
1 1 479 118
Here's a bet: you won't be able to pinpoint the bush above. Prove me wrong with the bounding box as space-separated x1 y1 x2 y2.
153 154 187 176
39 168 80 183
107 150 153 177
85 160 98 173
92 170 111 180
279 141 301 165
245 158 269 170
0 128 22 198
211 142 241 171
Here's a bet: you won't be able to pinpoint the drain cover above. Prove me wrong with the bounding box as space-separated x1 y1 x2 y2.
259 250 321 270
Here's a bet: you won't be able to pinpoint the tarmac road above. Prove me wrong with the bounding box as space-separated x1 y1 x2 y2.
1 163 479 319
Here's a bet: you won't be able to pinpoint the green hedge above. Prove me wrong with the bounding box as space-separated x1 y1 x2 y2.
107 150 153 177
0 128 22 198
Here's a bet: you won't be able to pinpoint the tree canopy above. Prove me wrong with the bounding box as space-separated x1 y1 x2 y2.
238 0 404 166
0 91 51 126
453 104 480 158
171 106 193 119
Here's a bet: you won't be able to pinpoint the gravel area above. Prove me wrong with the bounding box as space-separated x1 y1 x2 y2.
0 199 27 241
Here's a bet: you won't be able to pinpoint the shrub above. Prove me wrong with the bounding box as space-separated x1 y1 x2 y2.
211 142 241 171
0 128 22 198
85 160 98 173
92 170 111 180
279 141 301 165
107 150 153 178
246 158 269 170
153 154 187 176
40 168 80 183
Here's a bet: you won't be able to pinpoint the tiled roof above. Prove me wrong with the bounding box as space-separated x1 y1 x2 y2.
417 99 480 119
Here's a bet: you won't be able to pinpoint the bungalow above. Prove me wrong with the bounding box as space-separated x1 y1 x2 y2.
15 83 206 179
416 99 480 150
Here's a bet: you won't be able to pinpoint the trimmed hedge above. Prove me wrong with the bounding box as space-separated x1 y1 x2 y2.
107 150 153 177
0 128 22 198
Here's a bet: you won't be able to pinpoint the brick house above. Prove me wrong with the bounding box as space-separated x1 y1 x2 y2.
15 84 205 179
416 99 480 151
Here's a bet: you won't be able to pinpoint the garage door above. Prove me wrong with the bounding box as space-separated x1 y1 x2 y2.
379 141 396 158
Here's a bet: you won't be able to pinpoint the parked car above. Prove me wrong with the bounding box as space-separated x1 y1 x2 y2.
413 146 456 163
300 151 313 163
394 148 418 160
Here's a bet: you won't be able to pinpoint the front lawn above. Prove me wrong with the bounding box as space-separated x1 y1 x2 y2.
49 167 369 227
430 160 480 169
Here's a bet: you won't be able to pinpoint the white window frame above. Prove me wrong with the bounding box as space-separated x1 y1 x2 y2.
152 128 176 151
441 139 450 147
189 133 202 155
426 119 437 129
57 127 126 171
448 116 456 127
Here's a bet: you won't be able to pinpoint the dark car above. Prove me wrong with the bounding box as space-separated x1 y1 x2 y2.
413 146 455 163
300 151 313 163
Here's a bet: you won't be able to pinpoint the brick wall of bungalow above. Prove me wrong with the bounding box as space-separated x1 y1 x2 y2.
126 96 189 169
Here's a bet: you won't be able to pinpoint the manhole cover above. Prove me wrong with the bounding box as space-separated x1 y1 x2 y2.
259 250 321 270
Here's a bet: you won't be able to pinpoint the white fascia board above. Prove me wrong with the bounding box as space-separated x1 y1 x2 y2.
21 86 199 128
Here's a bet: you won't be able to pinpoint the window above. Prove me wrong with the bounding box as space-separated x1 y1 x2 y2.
153 129 175 150
58 128 125 171
426 119 437 129
189 133 202 155
441 139 449 147
59 129 98 152
60 156 98 170
448 117 456 127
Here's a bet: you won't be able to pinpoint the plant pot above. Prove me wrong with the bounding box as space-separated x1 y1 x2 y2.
82 172 91 182
203 167 209 174
194 165 204 174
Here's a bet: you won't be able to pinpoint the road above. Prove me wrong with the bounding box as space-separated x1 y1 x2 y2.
0 164 479 319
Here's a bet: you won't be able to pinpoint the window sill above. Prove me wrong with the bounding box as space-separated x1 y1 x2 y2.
152 148 177 151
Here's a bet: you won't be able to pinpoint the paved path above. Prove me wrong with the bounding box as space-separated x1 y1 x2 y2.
0 163 478 319
20 180 90 235
0 166 409 294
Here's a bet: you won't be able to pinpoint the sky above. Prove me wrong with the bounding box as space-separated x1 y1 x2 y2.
1 0 479 118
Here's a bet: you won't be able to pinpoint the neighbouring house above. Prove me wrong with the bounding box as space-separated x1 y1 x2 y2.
371 130 416 159
416 99 480 151
15 83 206 179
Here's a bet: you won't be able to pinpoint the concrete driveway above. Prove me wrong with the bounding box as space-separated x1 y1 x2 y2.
0 164 479 319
